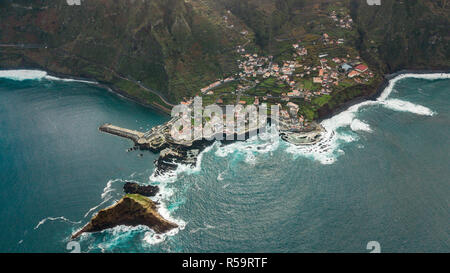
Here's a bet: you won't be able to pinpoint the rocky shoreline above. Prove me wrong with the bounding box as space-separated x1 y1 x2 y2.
0 67 173 115
69 69 449 239
4 67 447 124
71 194 177 239
317 69 450 122
123 182 159 197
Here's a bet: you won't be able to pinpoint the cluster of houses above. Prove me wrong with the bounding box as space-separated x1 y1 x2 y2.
329 10 353 29
195 32 374 129
200 76 235 95
321 33 345 46
293 43 308 56
278 102 307 131
223 15 234 29
339 59 374 82
238 53 271 79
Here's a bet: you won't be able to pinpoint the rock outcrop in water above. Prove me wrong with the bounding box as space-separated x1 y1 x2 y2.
71 194 177 239
123 182 159 197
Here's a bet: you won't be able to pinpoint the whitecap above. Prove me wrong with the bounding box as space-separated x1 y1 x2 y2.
284 129 340 165
0 70 47 81
150 142 216 183
377 73 450 101
83 197 113 218
0 69 97 84
214 125 281 162
217 170 226 181
190 223 216 234
34 216 81 230
296 72 450 164
381 99 435 116
350 119 372 132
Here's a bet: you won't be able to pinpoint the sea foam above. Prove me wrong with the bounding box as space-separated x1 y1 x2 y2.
285 72 449 164
34 216 81 230
0 69 97 84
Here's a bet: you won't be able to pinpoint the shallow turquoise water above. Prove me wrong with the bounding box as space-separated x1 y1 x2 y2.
0 75 448 252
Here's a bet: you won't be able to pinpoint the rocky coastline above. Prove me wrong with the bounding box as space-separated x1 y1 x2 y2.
123 182 159 197
68 69 449 240
71 194 177 239
316 69 450 122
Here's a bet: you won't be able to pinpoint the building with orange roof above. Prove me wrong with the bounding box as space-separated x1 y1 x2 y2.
348 70 360 78
355 64 368 73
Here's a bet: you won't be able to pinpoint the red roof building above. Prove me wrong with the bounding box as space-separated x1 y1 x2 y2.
355 64 368 73
348 70 360 78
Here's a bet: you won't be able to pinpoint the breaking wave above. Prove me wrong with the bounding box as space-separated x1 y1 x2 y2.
34 216 81 230
285 73 449 164
78 174 186 250
215 125 281 164
350 119 372 132
0 69 97 84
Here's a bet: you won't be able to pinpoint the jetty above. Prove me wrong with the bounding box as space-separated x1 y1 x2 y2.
100 123 170 151
100 124 144 143
100 116 325 152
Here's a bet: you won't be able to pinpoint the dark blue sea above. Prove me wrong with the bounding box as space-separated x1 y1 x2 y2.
0 71 448 253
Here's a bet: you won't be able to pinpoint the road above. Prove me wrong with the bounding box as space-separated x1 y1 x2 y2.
1 43 175 107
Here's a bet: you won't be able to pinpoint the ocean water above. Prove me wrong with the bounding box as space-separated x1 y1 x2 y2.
0 71 448 253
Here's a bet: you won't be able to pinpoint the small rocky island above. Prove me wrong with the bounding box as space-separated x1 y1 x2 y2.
123 182 159 197
71 194 177 239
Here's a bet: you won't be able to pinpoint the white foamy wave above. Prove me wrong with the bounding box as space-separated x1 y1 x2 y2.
217 170 226 181
378 73 450 101
284 129 342 165
83 197 112 218
0 69 97 84
321 100 377 132
143 144 217 245
150 143 216 183
84 178 142 218
143 232 167 245
83 225 151 251
34 216 81 230
79 189 186 248
141 197 186 246
323 72 448 133
190 223 216 234
0 70 47 81
100 178 131 200
381 99 435 116
308 72 450 163
44 75 97 84
215 126 281 162
350 119 372 132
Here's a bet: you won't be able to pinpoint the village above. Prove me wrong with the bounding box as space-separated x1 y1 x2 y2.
180 7 376 134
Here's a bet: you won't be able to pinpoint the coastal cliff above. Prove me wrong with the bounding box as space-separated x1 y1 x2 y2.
1 1 448 111
71 194 177 239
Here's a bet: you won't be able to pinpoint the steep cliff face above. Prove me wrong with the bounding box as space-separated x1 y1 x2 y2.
219 0 449 73
71 194 177 239
351 0 449 72
0 0 245 105
0 0 448 108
